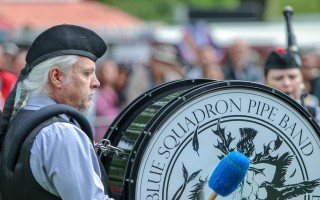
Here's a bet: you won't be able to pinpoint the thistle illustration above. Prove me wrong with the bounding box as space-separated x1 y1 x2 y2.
172 163 202 200
192 124 200 157
212 118 235 158
210 118 320 199
188 176 208 200
260 178 320 200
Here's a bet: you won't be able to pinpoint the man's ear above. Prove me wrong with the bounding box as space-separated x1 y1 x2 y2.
48 66 64 88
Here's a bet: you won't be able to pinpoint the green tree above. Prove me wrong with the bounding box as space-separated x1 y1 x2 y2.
100 0 239 22
100 0 175 22
99 0 320 22
265 0 320 20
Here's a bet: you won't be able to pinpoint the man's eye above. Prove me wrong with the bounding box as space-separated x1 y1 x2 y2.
84 72 92 77
274 77 283 81
289 75 297 80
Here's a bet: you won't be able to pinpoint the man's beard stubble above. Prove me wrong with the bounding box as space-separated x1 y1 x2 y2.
79 91 95 117
80 101 94 117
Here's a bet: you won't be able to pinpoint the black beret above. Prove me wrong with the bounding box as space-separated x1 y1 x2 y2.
26 24 107 68
265 50 300 71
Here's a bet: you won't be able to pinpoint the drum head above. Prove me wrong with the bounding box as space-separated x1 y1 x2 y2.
126 80 320 200
98 79 216 198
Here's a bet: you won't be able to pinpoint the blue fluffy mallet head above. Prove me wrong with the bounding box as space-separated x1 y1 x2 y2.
208 151 250 197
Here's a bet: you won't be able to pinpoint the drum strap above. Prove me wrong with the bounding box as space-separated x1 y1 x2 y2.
3 104 112 196
5 104 94 170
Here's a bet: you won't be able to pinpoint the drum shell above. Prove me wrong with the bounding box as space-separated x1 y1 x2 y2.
101 80 320 200
98 79 215 199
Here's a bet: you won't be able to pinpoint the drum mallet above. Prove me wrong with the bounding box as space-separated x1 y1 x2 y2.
207 151 249 200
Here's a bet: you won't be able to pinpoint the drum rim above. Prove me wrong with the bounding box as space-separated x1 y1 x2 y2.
120 80 223 197
99 78 213 155
101 78 213 143
98 78 215 197
126 80 320 199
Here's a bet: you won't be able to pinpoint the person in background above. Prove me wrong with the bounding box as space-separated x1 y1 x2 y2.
223 39 264 83
264 48 318 117
116 63 132 109
0 24 113 200
186 44 222 79
0 45 6 109
301 49 320 104
11 49 27 75
94 60 120 143
1 42 20 69
0 43 19 101
124 43 185 105
202 64 225 81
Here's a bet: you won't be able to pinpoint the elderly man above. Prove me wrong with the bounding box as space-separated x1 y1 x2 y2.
0 24 113 200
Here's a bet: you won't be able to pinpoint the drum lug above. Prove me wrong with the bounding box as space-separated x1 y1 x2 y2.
130 151 137 163
143 131 152 136
110 126 118 131
144 93 152 98
178 96 186 102
125 179 135 183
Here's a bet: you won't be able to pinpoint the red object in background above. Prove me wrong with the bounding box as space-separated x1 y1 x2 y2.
276 47 285 54
0 69 17 100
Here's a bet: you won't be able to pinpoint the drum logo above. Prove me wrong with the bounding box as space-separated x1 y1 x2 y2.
134 90 320 200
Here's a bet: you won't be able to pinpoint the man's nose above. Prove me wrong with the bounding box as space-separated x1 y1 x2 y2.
283 77 291 86
92 75 100 88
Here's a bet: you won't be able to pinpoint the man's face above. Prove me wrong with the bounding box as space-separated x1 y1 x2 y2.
265 68 302 100
60 57 100 112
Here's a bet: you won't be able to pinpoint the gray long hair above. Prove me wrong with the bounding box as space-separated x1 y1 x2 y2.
21 55 79 96
12 55 79 115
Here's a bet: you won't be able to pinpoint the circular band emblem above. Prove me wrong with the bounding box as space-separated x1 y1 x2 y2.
133 85 320 200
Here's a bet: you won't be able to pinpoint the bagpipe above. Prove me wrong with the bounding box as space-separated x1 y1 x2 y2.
283 6 306 107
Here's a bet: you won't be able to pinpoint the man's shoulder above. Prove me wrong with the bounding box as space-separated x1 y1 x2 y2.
38 121 91 146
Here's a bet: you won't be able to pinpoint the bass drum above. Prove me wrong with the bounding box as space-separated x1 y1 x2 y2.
101 80 320 200
98 79 216 199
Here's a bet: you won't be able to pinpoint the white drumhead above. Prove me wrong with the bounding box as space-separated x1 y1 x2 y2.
133 82 320 200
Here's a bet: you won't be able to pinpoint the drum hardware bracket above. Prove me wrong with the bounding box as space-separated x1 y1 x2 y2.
110 126 118 131
142 131 152 136
125 179 135 183
95 139 129 160
178 96 186 102
144 93 152 97
129 151 137 163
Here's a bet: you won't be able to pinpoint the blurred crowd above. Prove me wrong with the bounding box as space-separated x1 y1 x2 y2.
1 22 320 143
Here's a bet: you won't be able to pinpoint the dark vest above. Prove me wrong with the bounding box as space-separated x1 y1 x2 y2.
0 109 110 200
